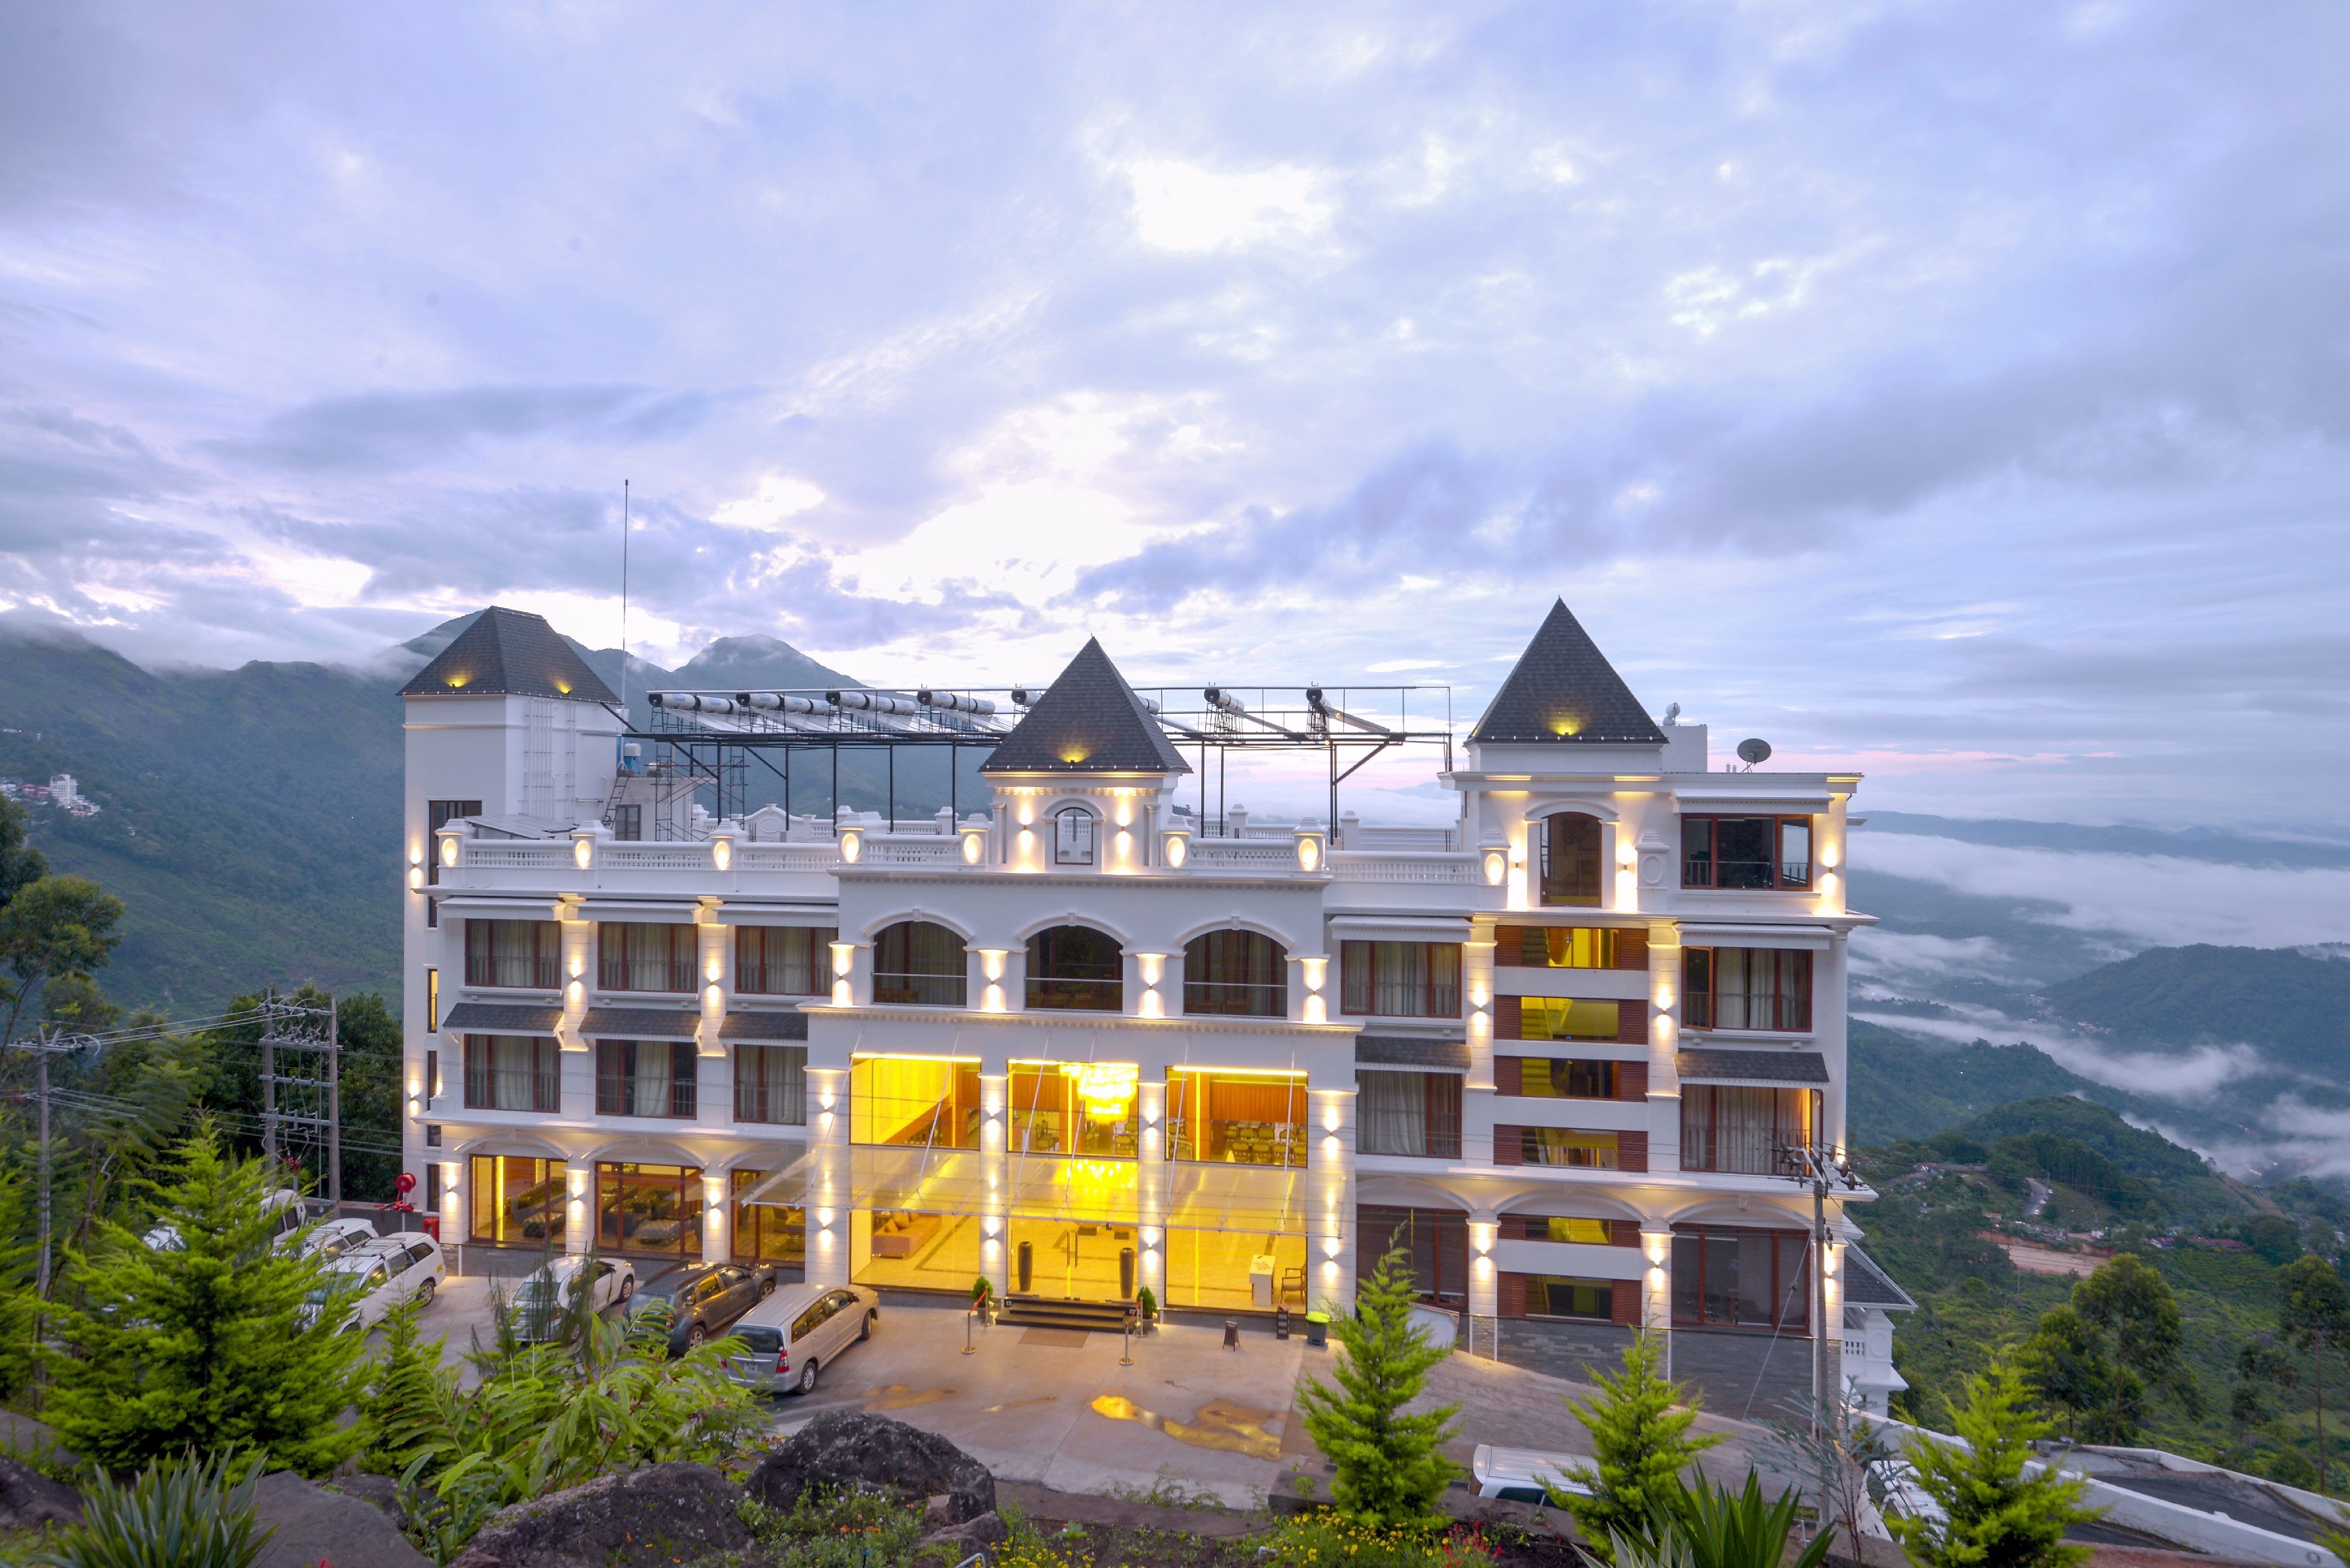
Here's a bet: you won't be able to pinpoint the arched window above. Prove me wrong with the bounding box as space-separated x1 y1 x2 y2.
1538 812 1603 908
872 921 968 1007
1183 930 1287 1017
1026 924 1122 1011
1053 806 1097 866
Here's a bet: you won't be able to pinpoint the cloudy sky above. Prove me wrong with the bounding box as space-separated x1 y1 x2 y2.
3 2 2345 830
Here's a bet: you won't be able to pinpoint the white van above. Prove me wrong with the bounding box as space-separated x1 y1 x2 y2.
1471 1446 1596 1504
724 1282 878 1395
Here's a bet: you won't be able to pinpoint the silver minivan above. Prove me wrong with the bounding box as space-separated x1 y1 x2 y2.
724 1283 878 1395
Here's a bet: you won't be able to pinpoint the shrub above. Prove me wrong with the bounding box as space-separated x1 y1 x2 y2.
35 1450 270 1568
1261 1514 1497 1566
1296 1246 1460 1526
1890 1355 2100 1568
1555 1333 1721 1564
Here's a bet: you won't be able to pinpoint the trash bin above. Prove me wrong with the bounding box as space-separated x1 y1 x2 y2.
1223 1318 1241 1350
1305 1310 1329 1348
422 1213 441 1241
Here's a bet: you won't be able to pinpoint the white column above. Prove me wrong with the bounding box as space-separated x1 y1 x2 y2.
1138 1079 1167 1308
1309 1086 1358 1316
559 903 593 1059
1464 919 1496 1092
1467 1212 1499 1358
701 1171 729 1262
979 1073 1011 1299
1822 1228 1845 1407
1647 922 1682 1174
564 1160 593 1255
1820 931 1850 1155
805 1066 851 1287
1639 1223 1673 1378
438 1158 464 1244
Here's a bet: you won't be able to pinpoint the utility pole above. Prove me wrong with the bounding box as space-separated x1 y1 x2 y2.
327 994 341 1205
1779 1141 1862 1437
34 1027 52 1301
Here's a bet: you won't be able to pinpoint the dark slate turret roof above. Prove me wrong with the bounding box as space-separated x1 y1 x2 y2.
983 638 1190 775
1843 1247 1918 1311
1469 599 1667 746
397 605 617 702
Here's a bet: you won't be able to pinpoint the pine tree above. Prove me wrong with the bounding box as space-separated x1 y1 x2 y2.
1557 1332 1722 1563
359 1299 454 1478
40 1123 371 1474
1891 1354 2100 1568
1296 1245 1461 1526
2072 1254 2201 1437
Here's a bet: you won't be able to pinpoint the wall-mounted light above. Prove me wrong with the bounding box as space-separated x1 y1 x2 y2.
1482 849 1507 886
838 828 863 864
1295 831 1324 873
407 866 425 891
441 836 460 868
566 979 584 1008
982 1216 1002 1238
960 830 985 865
1162 830 1190 869
817 1087 838 1113
1114 800 1133 828
1017 802 1035 827
573 837 593 870
1509 838 1526 869
1321 1237 1343 1260
1322 1105 1342 1133
712 837 732 871
1642 1229 1671 1266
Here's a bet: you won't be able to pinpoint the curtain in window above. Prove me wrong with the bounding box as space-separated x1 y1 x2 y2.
630 1042 670 1117
469 1035 553 1111
1711 949 1813 1031
1357 1071 1426 1156
735 1046 806 1123
601 923 691 992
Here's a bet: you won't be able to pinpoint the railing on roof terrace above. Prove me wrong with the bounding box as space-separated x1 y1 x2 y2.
1326 851 1479 884
851 834 967 869
1185 838 1300 871
735 841 840 873
460 842 572 870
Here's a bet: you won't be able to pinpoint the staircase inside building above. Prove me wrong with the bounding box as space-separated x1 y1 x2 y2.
997 1294 1134 1332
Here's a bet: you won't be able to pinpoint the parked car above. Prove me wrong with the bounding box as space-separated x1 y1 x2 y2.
300 1235 446 1334
145 1188 306 1255
724 1283 878 1395
625 1262 777 1355
1471 1446 1596 1504
296 1217 383 1262
506 1256 637 1343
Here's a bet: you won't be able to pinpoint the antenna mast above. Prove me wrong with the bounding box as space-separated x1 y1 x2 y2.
620 478 631 714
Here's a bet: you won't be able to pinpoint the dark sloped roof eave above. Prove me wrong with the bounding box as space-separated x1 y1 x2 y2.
982 637 1191 775
1469 599 1668 747
398 605 619 703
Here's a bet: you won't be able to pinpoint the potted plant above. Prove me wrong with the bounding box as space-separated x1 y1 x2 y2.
971 1275 994 1323
1136 1285 1158 1332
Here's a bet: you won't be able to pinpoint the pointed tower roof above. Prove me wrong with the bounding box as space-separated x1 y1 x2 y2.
397 605 618 703
1468 600 1667 746
983 638 1191 774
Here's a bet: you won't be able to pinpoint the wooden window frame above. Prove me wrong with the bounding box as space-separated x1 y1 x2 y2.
1680 815 1814 890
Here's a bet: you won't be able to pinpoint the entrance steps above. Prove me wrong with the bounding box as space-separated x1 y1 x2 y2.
998 1295 1133 1333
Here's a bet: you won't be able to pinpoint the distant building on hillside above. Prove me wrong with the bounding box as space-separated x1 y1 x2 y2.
397 601 1884 1404
46 774 99 816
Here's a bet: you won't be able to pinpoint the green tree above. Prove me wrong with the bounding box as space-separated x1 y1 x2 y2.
0 874 124 1046
2018 1304 2135 1441
359 1299 450 1478
2277 1255 2350 1493
2072 1254 2201 1439
0 1166 35 1398
39 971 121 1035
40 1124 370 1474
1890 1355 2100 1568
1555 1333 1723 1562
1296 1246 1462 1527
2230 1333 2297 1435
0 797 45 909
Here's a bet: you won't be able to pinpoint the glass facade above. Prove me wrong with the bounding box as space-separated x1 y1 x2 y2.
1165 1070 1306 1166
850 1056 982 1148
596 1161 702 1257
468 1154 565 1245
730 1170 804 1266
1007 1060 1140 1157
1671 1226 1810 1331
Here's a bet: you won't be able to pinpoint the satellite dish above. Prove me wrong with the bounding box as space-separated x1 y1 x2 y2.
1662 702 1681 725
1737 737 1773 768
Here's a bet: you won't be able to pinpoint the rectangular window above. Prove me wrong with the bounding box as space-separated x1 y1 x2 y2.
462 1035 560 1112
1681 816 1814 890
1536 813 1604 907
1682 947 1811 1031
1671 1227 1810 1330
598 922 697 993
425 1164 443 1212
425 1049 440 1105
610 804 643 842
733 1045 807 1124
426 968 440 1031
1679 1086 1819 1175
1355 1071 1464 1159
850 1056 982 1150
1007 1060 1140 1158
1519 1057 1619 1098
1524 1275 1615 1319
1340 941 1461 1018
597 1161 702 1257
1519 1128 1619 1169
594 1040 697 1118
735 926 835 995
426 799 481 886
730 1170 805 1265
1519 999 1628 1043
1525 1216 1615 1244
464 919 560 990
1165 1070 1306 1166
468 1154 565 1244
1521 927 1617 968
1053 809 1096 865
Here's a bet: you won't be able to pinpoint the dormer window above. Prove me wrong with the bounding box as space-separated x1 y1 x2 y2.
1053 806 1097 866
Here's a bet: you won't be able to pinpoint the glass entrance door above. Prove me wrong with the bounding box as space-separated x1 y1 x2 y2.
1006 1217 1138 1301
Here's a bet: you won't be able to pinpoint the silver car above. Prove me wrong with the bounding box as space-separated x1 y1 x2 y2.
724 1283 878 1395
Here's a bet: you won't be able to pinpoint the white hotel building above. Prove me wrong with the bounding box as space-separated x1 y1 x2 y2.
399 601 1902 1401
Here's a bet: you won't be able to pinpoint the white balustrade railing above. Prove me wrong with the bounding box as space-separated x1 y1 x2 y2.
1325 850 1478 884
855 835 965 868
736 842 840 873
1186 838 1300 870
600 843 716 871
460 842 570 869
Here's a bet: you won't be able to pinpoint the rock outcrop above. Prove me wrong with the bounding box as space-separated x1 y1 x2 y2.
253 1471 432 1568
747 1410 996 1524
0 1457 82 1529
448 1463 750 1568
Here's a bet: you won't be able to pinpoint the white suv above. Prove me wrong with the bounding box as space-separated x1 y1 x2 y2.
302 1235 447 1334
